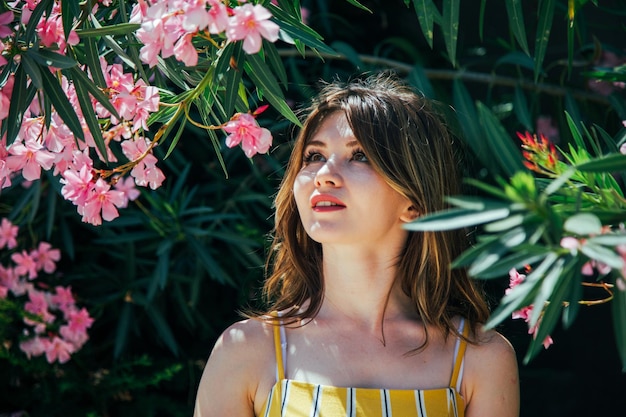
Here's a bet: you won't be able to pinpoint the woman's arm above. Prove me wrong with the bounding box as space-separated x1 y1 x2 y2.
193 320 271 417
463 330 520 417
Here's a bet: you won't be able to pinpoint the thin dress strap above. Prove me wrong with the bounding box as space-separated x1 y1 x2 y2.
450 318 469 392
271 318 287 381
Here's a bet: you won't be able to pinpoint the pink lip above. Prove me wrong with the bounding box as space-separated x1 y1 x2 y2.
310 194 346 211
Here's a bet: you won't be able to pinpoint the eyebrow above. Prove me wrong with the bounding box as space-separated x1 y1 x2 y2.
305 139 360 148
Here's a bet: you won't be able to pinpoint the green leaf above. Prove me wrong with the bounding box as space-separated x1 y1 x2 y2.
6 65 29 146
163 112 187 160
61 0 80 40
513 85 533 131
268 5 336 55
344 0 372 12
411 0 438 48
533 0 555 82
24 0 53 43
223 43 245 118
67 66 120 120
144 303 179 356
73 73 108 162
505 0 530 55
473 247 549 279
404 206 511 231
528 257 565 327
576 153 626 172
588 233 626 246
75 23 141 37
612 286 626 371
563 212 602 235
486 252 559 328
39 67 85 141
408 65 435 98
187 235 235 286
244 54 300 126
114 303 132 358
452 80 493 171
580 242 624 269
83 24 107 89
27 49 77 69
477 101 525 177
441 0 460 67
21 53 43 89
523 259 571 364
478 0 487 41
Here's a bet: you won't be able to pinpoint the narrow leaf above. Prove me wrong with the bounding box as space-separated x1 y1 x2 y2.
533 0 555 82
73 75 108 162
404 206 511 231
477 101 525 177
6 65 28 146
441 0 460 67
21 53 43 89
39 67 85 141
67 66 120 120
75 23 141 37
83 25 107 89
576 153 626 172
513 85 533 131
28 49 77 69
612 286 626 371
411 0 437 48
244 54 300 126
505 0 530 55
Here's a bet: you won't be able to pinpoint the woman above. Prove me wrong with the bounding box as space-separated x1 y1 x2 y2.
194 72 520 416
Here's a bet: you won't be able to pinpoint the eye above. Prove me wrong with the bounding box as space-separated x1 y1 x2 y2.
351 149 368 162
303 151 325 164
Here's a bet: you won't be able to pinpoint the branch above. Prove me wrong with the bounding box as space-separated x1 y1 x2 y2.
277 49 611 106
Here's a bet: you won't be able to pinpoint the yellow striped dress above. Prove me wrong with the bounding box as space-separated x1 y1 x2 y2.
261 320 469 417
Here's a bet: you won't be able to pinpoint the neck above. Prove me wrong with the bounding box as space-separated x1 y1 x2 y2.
316 244 416 334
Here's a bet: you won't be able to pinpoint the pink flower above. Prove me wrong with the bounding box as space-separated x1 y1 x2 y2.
0 217 18 249
227 4 280 54
0 11 14 38
60 162 95 207
19 336 47 359
82 178 126 225
64 307 94 334
51 286 75 314
174 33 198 67
206 0 229 34
113 176 141 207
24 289 55 328
11 250 38 280
33 242 61 274
223 112 272 157
6 139 56 181
131 164 165 190
528 322 554 349
43 336 75 364
506 268 553 349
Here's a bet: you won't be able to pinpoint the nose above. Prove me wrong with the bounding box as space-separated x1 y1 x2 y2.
314 159 342 188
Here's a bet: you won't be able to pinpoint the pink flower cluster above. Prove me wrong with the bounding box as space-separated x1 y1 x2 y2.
0 218 94 364
223 109 272 157
507 268 554 349
131 0 280 67
1 51 163 225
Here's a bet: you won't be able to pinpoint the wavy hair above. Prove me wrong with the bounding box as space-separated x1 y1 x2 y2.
256 71 489 341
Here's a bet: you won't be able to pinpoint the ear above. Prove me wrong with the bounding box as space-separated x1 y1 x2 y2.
400 205 419 223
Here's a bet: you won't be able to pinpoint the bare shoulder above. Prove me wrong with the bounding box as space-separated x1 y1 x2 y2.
462 327 520 417
194 318 276 417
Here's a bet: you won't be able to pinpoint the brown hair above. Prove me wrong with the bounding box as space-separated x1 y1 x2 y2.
257 71 489 341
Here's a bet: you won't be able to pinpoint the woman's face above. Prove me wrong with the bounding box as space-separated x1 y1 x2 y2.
293 112 413 248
